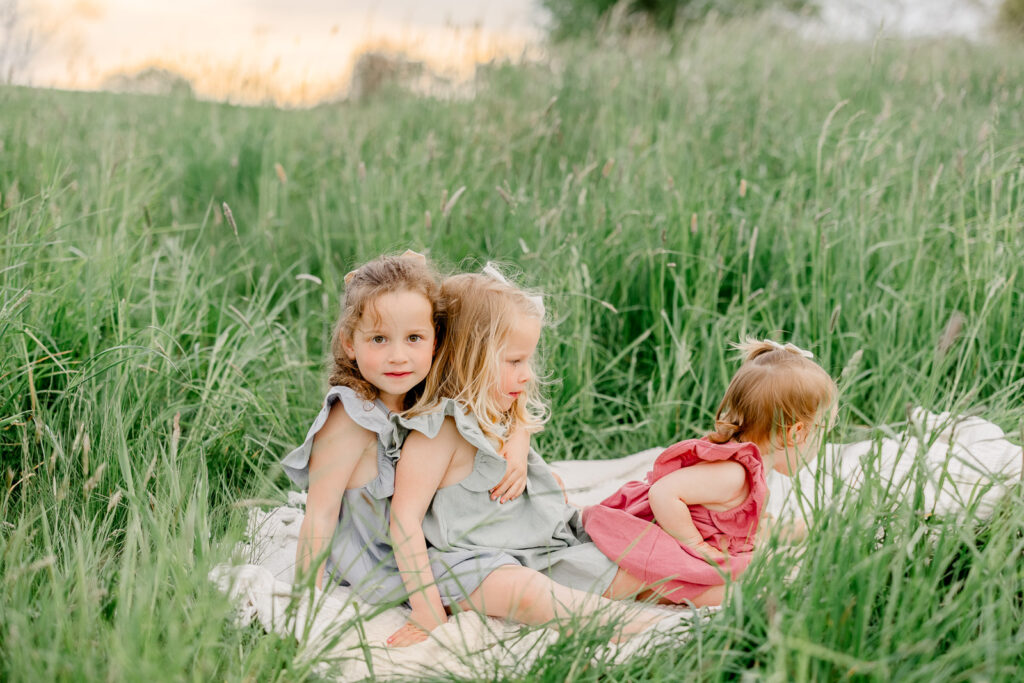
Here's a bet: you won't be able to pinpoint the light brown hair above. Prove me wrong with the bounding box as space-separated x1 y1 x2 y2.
707 339 837 449
407 270 548 447
328 252 443 408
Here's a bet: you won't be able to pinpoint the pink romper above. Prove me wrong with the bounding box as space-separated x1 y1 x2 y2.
581 438 767 603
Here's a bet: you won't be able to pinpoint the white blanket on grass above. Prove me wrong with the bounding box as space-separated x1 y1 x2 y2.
210 408 1021 680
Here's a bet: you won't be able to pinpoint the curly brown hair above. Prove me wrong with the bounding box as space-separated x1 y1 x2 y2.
328 252 443 408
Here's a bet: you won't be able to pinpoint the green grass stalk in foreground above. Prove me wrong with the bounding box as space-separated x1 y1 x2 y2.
1 18 1023 681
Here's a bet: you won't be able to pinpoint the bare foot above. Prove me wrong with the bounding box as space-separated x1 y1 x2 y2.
610 608 672 644
386 621 430 648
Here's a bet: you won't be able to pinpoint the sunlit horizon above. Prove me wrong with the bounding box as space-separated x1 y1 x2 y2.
17 0 546 106
9 0 1003 107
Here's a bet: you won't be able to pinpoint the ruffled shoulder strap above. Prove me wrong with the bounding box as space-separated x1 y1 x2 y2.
396 398 507 492
281 386 403 498
649 438 767 523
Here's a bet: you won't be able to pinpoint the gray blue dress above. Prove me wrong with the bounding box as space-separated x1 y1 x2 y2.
282 386 525 606
396 398 619 599
281 385 409 604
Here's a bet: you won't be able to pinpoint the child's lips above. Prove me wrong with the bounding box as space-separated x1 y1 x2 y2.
385 372 412 378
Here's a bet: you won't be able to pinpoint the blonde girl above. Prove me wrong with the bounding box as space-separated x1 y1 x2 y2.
389 268 645 646
587 340 838 605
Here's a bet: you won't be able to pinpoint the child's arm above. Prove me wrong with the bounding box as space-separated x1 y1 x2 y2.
295 404 372 588
757 515 808 545
388 423 459 647
648 461 750 561
490 424 530 503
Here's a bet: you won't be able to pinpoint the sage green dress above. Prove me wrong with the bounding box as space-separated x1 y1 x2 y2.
281 385 410 604
281 386 519 606
397 399 618 599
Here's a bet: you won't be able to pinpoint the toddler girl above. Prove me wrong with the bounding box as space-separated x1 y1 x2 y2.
282 250 442 598
586 339 838 605
390 267 632 645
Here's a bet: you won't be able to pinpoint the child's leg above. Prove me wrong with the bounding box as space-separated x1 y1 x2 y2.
455 565 663 639
603 567 725 607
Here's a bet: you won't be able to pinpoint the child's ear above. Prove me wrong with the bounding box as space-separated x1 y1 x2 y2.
341 334 357 360
773 422 809 476
786 421 809 447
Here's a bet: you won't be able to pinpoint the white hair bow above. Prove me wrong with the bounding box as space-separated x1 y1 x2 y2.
766 339 814 359
483 262 545 318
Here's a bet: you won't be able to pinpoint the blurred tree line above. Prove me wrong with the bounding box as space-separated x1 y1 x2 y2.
1001 0 1024 34
542 0 815 40
543 0 1024 40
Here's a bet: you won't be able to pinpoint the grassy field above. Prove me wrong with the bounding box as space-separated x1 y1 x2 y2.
2 18 1023 681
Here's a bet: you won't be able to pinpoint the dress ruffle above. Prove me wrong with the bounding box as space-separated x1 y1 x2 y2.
397 398 618 597
582 438 767 603
281 385 403 500
396 398 510 492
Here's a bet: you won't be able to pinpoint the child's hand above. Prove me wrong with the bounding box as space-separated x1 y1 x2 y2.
691 540 728 562
491 428 530 503
491 451 527 503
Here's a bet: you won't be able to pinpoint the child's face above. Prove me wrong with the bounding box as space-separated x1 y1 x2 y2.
342 290 435 412
495 314 541 411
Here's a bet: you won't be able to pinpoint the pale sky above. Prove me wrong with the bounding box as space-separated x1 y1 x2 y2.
15 1 1002 106
22 0 545 104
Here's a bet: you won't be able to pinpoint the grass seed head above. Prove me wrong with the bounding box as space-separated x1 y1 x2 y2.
83 462 106 494
222 202 238 238
937 311 966 356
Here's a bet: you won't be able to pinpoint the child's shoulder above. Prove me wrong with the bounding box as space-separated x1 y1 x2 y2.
325 383 386 419
403 413 462 447
399 398 485 439
320 396 375 438
309 385 398 448
653 438 764 479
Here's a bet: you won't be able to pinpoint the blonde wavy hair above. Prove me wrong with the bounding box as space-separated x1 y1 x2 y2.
706 339 837 452
328 252 443 408
407 270 548 448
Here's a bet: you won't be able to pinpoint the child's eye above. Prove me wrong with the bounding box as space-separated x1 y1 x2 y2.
508 359 522 366
408 334 423 342
371 335 387 344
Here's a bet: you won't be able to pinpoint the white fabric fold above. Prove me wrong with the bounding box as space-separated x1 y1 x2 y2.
212 408 1021 679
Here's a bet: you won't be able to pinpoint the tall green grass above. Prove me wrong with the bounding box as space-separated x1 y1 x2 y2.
2 18 1023 681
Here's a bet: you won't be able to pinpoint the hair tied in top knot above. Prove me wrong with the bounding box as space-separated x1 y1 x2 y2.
482 262 545 318
765 339 814 359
